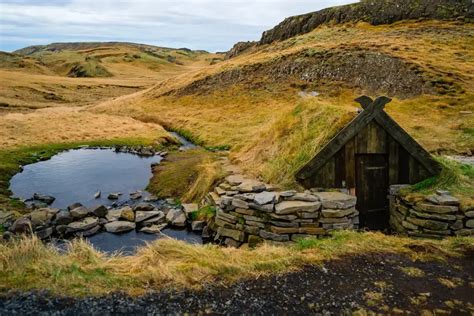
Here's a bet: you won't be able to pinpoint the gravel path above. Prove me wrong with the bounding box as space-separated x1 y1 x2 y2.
1 253 473 315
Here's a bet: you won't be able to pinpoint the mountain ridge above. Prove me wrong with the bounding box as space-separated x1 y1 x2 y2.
226 0 473 58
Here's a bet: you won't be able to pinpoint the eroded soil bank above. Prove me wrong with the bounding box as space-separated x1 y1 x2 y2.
1 252 472 315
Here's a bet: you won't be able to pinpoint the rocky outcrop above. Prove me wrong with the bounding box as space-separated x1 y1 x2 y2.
225 41 257 59
204 175 358 247
259 0 472 46
389 186 473 238
171 47 433 98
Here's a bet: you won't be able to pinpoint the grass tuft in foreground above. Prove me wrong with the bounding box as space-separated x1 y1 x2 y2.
0 231 472 296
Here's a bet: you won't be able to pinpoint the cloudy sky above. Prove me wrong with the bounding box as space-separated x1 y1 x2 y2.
0 0 356 52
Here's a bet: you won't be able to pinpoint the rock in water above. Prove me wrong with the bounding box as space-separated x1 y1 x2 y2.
90 205 108 218
67 217 99 233
119 206 135 222
166 209 187 227
55 210 73 225
133 203 156 212
107 193 121 200
94 191 101 199
191 220 206 231
140 224 167 234
70 206 90 219
130 192 142 200
67 202 83 211
104 221 136 233
106 209 122 222
135 210 162 223
32 193 55 205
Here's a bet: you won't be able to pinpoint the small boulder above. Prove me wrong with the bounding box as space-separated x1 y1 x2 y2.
76 225 101 237
10 217 32 234
67 217 99 233
35 227 53 240
54 210 74 225
133 203 156 212
130 192 142 200
90 205 108 218
70 206 90 219
30 209 56 228
135 210 162 223
107 193 121 200
142 213 166 226
120 206 135 222
140 224 167 234
94 191 101 199
32 193 55 205
106 209 122 222
166 209 187 227
67 202 83 211
182 203 199 217
104 221 136 233
191 220 206 231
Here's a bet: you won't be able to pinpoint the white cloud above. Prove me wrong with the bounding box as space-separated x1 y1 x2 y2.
0 0 357 52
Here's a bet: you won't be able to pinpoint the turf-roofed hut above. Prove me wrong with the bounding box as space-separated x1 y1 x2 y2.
296 96 441 230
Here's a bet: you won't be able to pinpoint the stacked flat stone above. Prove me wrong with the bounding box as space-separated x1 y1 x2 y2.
389 186 473 238
206 175 358 247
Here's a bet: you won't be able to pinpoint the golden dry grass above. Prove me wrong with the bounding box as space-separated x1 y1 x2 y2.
147 149 225 202
0 231 472 296
88 20 474 188
0 107 170 149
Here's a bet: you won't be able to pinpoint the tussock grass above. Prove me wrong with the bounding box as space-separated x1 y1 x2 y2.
147 149 225 203
1 231 472 296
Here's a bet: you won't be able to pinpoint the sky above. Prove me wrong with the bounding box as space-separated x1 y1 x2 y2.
0 0 357 52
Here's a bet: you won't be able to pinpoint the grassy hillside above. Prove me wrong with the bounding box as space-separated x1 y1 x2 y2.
90 20 474 187
0 42 220 111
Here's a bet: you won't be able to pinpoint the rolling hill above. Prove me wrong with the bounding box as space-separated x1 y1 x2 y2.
0 42 220 112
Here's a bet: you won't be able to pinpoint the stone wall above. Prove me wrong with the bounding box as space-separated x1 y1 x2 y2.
204 175 359 247
389 185 473 238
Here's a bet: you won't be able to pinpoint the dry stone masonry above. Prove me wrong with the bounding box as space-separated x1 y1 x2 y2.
204 175 359 247
389 185 473 238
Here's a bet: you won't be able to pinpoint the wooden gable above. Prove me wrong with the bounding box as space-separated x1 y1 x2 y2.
296 96 440 190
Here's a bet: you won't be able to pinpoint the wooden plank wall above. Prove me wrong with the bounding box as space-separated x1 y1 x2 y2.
304 121 432 189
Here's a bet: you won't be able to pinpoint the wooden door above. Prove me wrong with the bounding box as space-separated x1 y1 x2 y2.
356 154 389 230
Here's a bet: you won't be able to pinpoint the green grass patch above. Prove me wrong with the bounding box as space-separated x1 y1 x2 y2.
190 205 216 221
404 156 474 199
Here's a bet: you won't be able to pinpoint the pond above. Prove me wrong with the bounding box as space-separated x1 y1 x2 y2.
9 147 203 253
10 148 162 209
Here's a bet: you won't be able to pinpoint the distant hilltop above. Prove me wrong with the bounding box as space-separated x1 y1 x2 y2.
227 0 473 58
13 42 208 56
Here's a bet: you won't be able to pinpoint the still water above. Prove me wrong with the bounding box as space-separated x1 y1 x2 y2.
9 148 202 253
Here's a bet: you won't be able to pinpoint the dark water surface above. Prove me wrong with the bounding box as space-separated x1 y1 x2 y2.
9 148 203 252
87 228 202 255
10 148 162 209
